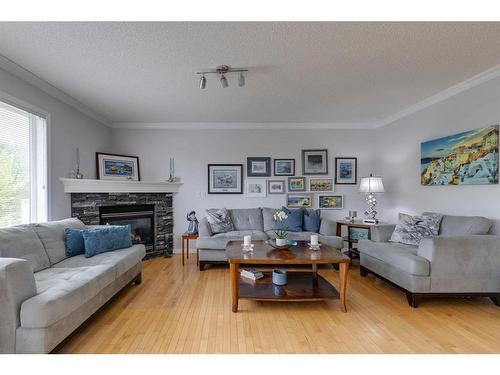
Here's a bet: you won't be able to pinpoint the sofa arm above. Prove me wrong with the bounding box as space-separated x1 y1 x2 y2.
0 258 37 353
198 217 213 237
418 235 500 279
370 224 396 242
319 218 337 236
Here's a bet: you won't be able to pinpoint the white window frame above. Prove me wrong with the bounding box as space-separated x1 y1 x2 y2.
0 89 50 223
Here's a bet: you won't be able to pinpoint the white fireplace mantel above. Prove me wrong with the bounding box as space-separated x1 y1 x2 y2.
60 178 183 194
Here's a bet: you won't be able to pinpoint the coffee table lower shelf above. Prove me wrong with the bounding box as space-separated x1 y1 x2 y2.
239 271 340 302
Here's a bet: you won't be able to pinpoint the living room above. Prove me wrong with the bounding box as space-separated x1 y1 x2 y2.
1 1 499 372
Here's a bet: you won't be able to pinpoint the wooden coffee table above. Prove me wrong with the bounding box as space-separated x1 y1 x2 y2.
225 240 351 313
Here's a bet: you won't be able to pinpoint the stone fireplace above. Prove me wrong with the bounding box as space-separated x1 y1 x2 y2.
70 192 174 258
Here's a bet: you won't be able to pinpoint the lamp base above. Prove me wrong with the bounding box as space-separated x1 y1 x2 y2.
363 218 378 224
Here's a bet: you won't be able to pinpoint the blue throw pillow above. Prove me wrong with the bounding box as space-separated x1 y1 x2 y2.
303 209 321 232
83 225 133 258
276 206 303 232
64 228 86 256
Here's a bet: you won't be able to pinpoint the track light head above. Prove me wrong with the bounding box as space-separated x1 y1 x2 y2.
220 74 228 88
238 72 245 87
199 75 206 89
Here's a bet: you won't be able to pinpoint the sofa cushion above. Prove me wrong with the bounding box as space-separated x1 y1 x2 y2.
64 228 86 257
20 264 116 328
229 208 263 231
206 208 234 234
276 207 303 232
34 218 86 265
0 224 50 272
213 230 268 240
303 209 321 232
358 240 430 276
422 212 492 236
53 245 145 278
83 225 133 258
390 213 442 246
262 207 278 232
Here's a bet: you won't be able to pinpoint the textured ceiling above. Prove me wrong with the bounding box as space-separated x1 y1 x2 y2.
1 22 500 125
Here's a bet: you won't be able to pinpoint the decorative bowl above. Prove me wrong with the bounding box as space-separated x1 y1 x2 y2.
266 239 297 250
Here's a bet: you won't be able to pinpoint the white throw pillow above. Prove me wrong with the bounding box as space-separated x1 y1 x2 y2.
206 208 235 234
390 213 442 246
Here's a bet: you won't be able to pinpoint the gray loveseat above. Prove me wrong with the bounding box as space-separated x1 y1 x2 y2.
196 207 343 270
358 213 500 307
0 218 145 353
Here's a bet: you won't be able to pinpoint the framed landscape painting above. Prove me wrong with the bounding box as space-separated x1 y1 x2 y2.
247 157 271 177
288 177 306 191
317 194 344 210
274 159 295 176
286 194 312 208
309 178 334 192
208 164 243 194
245 179 267 198
421 125 499 185
302 149 328 175
96 152 140 181
268 179 285 194
335 157 357 184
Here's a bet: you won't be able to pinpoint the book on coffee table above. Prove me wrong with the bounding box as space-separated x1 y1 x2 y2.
240 268 264 280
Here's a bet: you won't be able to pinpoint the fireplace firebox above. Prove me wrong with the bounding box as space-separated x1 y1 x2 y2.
99 205 155 252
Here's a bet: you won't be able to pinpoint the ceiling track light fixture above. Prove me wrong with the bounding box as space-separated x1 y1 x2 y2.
196 64 248 89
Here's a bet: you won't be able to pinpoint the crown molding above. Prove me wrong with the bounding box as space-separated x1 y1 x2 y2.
374 63 500 128
0 54 112 127
110 122 376 130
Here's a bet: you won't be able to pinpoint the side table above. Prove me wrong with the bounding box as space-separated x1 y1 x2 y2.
181 232 199 266
335 220 373 259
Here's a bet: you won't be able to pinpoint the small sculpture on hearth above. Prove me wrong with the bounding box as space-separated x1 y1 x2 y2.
186 210 199 234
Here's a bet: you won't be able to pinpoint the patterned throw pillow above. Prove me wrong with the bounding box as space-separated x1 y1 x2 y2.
206 208 235 234
390 213 443 246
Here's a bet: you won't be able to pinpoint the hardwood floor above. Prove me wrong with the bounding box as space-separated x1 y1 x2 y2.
56 256 500 354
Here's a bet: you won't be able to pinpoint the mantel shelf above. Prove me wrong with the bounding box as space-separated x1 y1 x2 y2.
60 177 183 193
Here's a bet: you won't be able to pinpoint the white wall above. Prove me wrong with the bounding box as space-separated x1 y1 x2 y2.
376 76 500 234
0 67 112 220
111 128 377 249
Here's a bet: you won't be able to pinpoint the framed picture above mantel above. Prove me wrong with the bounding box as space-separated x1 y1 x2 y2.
96 152 141 181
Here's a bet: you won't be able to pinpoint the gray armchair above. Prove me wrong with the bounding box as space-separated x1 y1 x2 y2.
358 214 500 307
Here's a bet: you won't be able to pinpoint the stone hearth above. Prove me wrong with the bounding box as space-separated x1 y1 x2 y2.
70 192 173 258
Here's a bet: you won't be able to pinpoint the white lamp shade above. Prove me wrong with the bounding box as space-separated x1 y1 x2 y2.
359 175 385 193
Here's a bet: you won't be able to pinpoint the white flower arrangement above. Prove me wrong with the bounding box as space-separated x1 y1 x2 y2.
273 209 289 239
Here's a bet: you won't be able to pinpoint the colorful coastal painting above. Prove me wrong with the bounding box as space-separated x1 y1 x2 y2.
420 125 499 186
96 152 140 181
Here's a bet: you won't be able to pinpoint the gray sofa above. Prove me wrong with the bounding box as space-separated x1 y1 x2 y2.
358 213 500 307
196 207 343 270
0 218 145 353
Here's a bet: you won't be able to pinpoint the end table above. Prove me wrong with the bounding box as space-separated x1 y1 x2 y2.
181 232 199 266
335 220 373 259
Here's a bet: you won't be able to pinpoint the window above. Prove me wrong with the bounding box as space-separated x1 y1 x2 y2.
0 99 47 227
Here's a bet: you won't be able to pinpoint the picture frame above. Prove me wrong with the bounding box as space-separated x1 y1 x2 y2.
302 149 328 175
286 193 312 208
309 178 334 192
335 157 357 184
245 178 267 197
208 164 243 194
247 157 271 177
273 159 295 176
268 179 286 194
317 194 344 210
288 177 306 192
349 227 370 241
96 152 140 181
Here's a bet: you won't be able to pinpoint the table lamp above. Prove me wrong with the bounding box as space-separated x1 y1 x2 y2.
359 174 384 224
